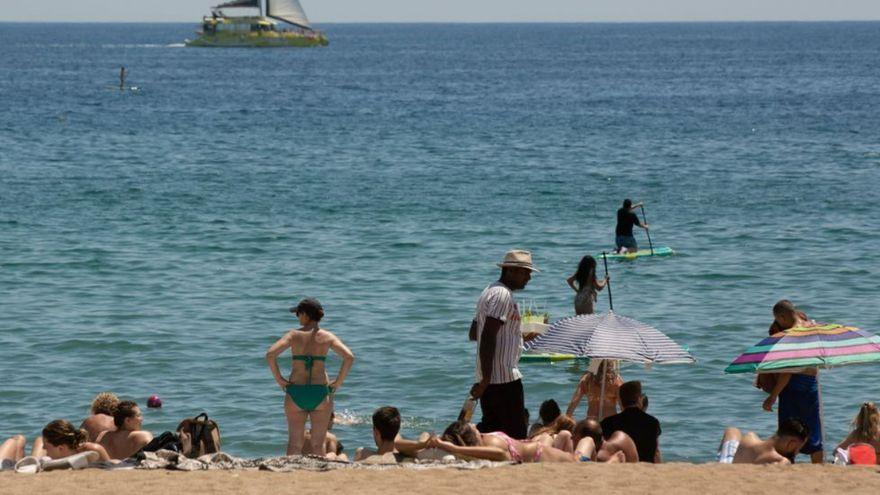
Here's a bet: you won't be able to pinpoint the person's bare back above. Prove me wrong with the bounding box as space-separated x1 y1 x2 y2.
734 432 790 465
96 429 153 460
80 414 116 442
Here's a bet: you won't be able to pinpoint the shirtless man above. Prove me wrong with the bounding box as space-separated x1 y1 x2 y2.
96 400 153 460
716 418 809 464
354 406 429 462
80 392 119 442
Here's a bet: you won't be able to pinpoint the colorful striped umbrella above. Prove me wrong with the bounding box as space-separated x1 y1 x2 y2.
725 324 880 374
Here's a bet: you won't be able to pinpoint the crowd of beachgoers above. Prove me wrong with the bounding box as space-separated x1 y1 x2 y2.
3 200 880 471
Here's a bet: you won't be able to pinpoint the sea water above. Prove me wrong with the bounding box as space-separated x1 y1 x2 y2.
0 22 878 462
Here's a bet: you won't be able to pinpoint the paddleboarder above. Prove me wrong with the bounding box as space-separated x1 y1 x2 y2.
615 199 649 254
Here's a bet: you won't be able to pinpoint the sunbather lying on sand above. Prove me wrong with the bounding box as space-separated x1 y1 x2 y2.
529 415 576 452
428 420 630 463
568 419 639 462
717 419 809 464
1 419 113 469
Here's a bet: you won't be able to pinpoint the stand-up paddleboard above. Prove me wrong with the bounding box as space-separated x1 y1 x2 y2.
600 246 675 261
520 353 588 363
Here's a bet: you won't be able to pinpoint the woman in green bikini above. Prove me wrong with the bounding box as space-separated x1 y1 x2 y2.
266 298 355 457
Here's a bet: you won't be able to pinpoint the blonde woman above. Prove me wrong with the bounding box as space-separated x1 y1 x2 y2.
566 360 623 421
836 402 880 462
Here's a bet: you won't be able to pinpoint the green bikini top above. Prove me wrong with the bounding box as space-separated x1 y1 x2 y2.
292 355 326 370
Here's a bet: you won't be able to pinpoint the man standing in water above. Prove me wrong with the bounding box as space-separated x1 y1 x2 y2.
468 250 540 439
615 199 649 253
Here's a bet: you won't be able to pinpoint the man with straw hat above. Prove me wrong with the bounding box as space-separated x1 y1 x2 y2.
467 250 540 439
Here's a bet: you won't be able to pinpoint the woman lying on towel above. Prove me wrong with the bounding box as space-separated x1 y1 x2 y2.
1 419 112 470
427 420 631 463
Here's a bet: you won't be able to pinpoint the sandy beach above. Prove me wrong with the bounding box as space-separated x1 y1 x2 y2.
3 463 880 495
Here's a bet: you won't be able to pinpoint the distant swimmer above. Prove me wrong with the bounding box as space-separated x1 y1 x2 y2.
614 199 649 254
716 418 809 464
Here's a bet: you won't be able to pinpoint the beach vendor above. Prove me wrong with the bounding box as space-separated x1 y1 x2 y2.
614 199 649 254
716 419 809 464
761 300 824 464
469 250 541 439
266 298 355 456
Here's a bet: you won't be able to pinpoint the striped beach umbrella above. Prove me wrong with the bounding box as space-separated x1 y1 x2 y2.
725 324 880 374
523 311 695 365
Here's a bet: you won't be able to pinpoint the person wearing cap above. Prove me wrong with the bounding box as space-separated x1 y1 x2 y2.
266 298 355 456
468 250 541 439
615 199 648 254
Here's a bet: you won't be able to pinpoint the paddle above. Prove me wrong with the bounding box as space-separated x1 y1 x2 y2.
602 252 613 311
640 205 654 256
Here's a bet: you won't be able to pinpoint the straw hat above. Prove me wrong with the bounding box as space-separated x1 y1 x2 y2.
496 250 540 272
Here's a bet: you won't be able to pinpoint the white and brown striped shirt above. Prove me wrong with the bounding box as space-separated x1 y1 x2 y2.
474 281 523 385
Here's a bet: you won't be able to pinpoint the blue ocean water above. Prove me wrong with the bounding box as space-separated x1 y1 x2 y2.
0 22 879 462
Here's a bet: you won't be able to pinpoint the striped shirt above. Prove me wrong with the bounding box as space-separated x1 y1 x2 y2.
474 281 523 385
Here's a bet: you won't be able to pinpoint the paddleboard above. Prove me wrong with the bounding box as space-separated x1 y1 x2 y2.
601 246 675 261
519 353 588 363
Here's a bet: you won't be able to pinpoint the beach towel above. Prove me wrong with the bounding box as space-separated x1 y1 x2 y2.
135 450 512 472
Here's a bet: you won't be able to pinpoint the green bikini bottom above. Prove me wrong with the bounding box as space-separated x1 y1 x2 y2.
286 384 333 412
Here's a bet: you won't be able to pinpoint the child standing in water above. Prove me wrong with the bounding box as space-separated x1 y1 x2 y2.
566 255 608 315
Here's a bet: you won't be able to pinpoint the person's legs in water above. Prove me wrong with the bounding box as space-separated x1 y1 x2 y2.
717 427 742 463
284 394 308 455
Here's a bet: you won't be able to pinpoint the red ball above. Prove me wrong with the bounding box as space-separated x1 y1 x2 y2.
147 395 162 408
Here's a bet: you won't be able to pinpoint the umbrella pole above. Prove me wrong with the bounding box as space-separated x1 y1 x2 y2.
599 360 607 419
640 205 654 256
602 252 613 311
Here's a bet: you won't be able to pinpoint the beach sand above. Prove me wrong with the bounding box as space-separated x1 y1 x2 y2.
3 463 880 494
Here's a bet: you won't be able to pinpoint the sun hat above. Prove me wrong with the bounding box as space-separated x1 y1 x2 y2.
496 250 540 272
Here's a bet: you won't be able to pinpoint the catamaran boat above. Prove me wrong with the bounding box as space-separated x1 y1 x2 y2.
185 0 328 47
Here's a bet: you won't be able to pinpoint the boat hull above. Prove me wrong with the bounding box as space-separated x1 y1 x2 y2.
186 32 328 48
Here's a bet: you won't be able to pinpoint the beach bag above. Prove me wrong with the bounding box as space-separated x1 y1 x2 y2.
138 431 181 455
176 413 222 458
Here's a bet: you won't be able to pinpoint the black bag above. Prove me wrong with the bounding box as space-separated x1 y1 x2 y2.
176 412 222 458
135 431 181 459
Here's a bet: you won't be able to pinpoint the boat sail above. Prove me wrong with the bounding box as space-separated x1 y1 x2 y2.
266 0 312 30
215 0 260 8
185 0 327 47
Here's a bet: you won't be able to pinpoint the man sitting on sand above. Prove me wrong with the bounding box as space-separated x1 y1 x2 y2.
354 406 430 462
600 381 662 463
96 400 153 460
717 418 809 464
80 392 119 442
